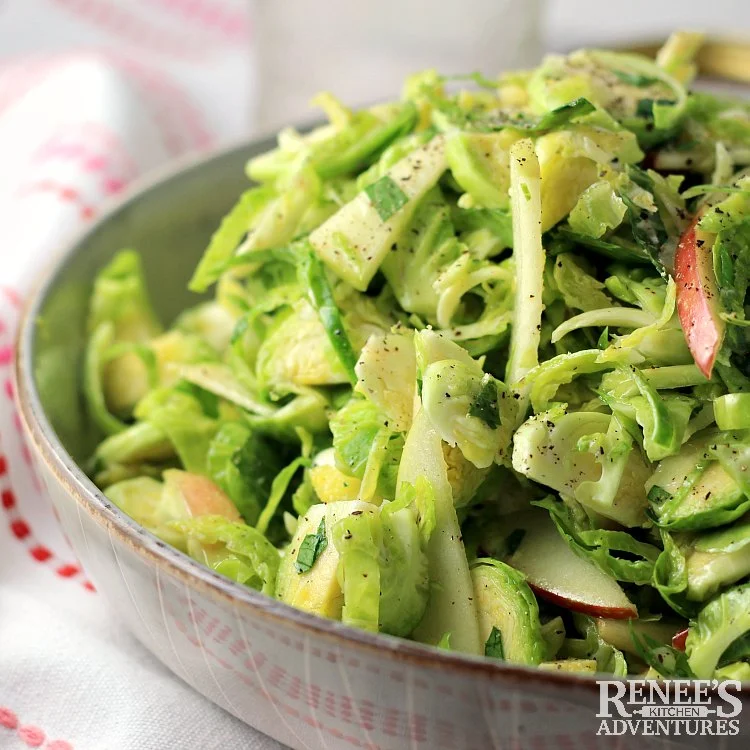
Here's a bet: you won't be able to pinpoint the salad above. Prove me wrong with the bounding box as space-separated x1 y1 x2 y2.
85 31 750 679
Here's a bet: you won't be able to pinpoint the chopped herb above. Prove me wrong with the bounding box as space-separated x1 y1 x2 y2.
468 377 500 429
295 517 328 573
521 183 531 202
597 326 610 350
484 626 505 659
635 98 676 120
531 98 596 130
230 314 249 345
505 528 526 556
647 485 672 505
612 69 659 88
365 175 409 221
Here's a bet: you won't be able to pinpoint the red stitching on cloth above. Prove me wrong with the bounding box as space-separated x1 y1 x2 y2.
0 58 60 118
56 564 80 578
2 288 21 310
50 0 223 59
0 707 74 749
147 0 250 43
1 468 92 589
109 53 213 154
10 519 30 539
17 725 45 747
0 51 213 156
21 180 96 222
30 546 53 562
28 122 138 199
0 321 93 590
0 469 92 589
19 181 97 222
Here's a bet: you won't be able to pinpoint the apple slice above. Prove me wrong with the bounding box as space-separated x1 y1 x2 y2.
672 627 689 652
504 510 637 620
674 217 724 378
163 469 242 523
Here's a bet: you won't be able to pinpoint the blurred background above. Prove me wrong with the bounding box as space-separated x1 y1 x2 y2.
0 0 748 148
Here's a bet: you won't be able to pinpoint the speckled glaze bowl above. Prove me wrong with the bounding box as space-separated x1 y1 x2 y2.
14 138 748 750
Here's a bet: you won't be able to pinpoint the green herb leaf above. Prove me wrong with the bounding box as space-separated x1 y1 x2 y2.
230 315 250 345
484 626 505 659
612 70 659 87
647 485 672 504
597 326 610 349
295 517 328 574
533 98 596 130
468 377 500 429
364 175 409 221
635 98 676 120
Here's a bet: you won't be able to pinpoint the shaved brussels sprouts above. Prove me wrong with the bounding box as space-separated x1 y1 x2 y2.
472 559 545 665
354 331 416 433
84 33 750 677
308 136 447 290
687 583 750 677
400 409 481 654
178 515 280 593
512 408 650 527
276 497 430 636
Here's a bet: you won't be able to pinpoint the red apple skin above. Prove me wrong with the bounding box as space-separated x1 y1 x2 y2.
672 628 689 651
528 583 638 620
675 217 724 379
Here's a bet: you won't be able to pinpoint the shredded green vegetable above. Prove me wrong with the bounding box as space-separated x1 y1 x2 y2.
85 31 750 677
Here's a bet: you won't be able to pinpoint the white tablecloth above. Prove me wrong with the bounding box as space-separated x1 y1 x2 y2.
0 2 284 748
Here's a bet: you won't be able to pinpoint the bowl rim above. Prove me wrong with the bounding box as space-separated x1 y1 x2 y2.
9 134 700 697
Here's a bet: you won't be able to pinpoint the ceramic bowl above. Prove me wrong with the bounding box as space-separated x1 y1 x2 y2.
14 138 746 750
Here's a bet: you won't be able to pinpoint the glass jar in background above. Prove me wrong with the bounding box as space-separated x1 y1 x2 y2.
250 0 544 132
